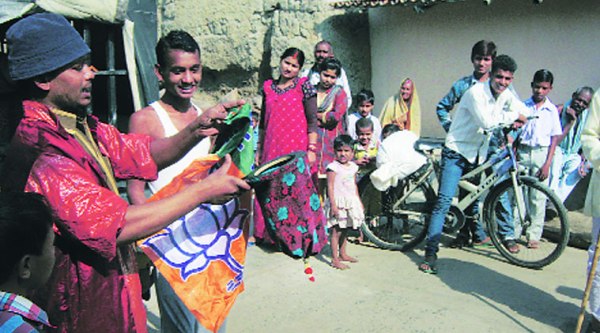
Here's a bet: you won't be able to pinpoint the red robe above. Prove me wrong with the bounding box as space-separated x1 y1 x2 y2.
1 101 157 332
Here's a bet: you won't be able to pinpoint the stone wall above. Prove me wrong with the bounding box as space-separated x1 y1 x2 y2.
158 0 370 108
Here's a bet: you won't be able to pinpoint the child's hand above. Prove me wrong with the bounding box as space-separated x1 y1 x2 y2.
536 162 551 181
355 156 369 166
307 150 316 165
330 206 340 219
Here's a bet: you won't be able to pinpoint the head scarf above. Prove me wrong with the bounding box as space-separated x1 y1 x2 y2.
379 78 421 136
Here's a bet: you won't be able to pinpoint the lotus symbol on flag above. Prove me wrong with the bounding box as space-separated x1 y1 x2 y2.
142 199 247 290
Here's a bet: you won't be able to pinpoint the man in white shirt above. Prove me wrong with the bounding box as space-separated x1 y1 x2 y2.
419 55 529 274
514 69 562 249
301 40 352 109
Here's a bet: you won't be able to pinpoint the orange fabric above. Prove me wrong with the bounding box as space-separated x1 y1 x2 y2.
139 154 246 332
146 155 244 203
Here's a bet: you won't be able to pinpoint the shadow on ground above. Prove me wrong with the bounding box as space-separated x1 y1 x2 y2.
409 256 580 332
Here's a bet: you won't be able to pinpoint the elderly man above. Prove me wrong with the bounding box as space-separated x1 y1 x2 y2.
550 86 595 202
301 40 352 108
1 13 249 332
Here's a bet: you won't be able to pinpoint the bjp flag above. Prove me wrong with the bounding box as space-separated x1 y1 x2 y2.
137 104 254 332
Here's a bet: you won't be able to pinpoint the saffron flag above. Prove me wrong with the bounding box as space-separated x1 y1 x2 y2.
137 104 255 332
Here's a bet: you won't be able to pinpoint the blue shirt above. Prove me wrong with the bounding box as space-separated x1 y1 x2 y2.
436 74 478 132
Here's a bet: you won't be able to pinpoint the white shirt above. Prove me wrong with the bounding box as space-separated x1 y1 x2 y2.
519 97 562 147
301 66 352 108
446 82 530 164
346 112 382 140
370 130 427 191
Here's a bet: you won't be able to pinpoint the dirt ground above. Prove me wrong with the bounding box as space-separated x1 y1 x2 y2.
145 231 592 333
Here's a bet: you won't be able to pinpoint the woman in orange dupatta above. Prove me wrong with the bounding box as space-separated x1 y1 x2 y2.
379 78 421 136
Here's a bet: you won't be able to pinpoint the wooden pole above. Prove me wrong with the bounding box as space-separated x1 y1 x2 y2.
576 226 600 333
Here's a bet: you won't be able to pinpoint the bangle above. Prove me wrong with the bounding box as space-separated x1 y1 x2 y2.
308 143 317 152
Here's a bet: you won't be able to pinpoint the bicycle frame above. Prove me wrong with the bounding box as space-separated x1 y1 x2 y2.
390 162 435 214
455 142 527 223
389 140 528 226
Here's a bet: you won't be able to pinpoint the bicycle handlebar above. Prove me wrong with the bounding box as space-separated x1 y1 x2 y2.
478 115 539 135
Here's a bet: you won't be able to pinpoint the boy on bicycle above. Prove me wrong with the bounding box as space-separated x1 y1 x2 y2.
420 55 530 274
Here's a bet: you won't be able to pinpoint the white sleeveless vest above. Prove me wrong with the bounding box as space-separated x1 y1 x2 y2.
147 101 211 193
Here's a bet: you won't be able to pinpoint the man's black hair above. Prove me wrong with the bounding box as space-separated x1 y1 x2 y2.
156 30 200 67
0 192 53 284
491 54 517 74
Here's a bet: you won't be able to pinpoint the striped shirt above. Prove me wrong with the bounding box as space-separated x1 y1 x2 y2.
0 292 53 333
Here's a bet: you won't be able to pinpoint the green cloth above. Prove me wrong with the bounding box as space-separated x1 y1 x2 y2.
211 103 255 176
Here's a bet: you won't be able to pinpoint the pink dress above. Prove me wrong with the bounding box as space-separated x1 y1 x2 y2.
254 76 317 242
260 76 316 162
326 160 364 229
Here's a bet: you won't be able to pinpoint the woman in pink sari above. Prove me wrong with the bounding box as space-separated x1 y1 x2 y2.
253 47 319 244
314 58 348 198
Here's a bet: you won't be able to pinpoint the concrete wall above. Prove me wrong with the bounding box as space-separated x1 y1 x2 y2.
369 0 600 139
158 0 370 108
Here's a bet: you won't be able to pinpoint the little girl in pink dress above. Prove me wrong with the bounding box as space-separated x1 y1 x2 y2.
326 134 365 269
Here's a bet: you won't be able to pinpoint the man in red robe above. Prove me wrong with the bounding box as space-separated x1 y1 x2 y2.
1 13 249 332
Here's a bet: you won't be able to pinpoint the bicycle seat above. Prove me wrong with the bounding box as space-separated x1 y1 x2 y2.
408 160 432 182
415 139 443 153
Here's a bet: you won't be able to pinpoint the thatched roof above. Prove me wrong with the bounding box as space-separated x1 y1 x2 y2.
331 0 446 9
331 0 543 9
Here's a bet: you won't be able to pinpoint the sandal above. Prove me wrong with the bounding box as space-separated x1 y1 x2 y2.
419 255 438 274
503 239 520 254
472 236 494 249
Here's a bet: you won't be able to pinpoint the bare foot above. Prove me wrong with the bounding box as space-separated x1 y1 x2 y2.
340 255 358 263
348 238 361 244
331 259 350 270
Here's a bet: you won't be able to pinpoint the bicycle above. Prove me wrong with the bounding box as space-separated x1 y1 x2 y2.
359 123 570 269
358 141 440 252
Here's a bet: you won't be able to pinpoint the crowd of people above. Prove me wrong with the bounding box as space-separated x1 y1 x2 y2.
0 12 599 333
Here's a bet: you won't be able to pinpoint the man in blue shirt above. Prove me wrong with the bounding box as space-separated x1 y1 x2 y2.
436 41 498 249
436 40 496 132
550 86 595 202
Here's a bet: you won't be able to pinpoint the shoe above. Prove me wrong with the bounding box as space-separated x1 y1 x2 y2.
503 239 520 254
473 236 494 248
527 240 540 249
419 254 438 274
449 236 470 249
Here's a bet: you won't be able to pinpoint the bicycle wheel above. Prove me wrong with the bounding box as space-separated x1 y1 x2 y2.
360 177 435 251
485 175 569 269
